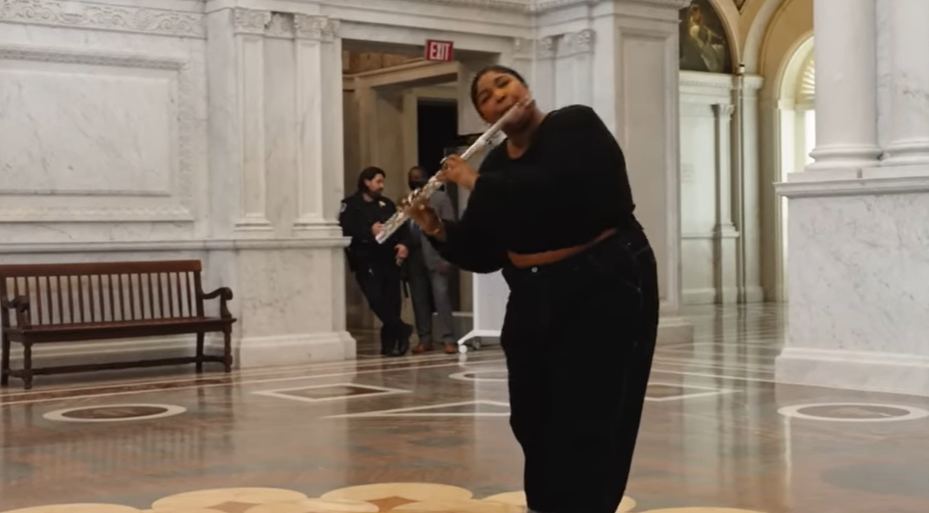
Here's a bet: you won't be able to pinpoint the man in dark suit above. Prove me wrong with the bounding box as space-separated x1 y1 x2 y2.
403 166 458 354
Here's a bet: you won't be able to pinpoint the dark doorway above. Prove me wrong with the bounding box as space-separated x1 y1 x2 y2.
416 99 458 177
415 98 461 311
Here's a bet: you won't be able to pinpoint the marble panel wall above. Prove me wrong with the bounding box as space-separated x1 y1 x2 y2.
1 0 701 374
0 1 208 242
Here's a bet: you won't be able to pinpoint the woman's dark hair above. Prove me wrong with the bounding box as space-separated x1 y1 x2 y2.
357 166 385 193
469 64 528 110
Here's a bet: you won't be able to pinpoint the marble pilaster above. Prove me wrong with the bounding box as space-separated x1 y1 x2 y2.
553 29 594 108
882 0 929 165
734 74 765 303
533 36 557 112
293 14 343 230
586 0 693 341
807 0 881 172
233 8 272 231
712 103 738 304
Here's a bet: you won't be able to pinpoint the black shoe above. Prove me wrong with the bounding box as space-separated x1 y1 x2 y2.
394 323 412 356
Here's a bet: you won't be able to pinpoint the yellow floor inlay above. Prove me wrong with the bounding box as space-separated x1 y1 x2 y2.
321 483 475 504
1 506 141 513
482 490 637 512
637 509 767 513
0 484 770 513
151 487 310 510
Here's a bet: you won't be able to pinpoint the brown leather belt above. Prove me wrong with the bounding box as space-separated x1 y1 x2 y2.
507 228 617 269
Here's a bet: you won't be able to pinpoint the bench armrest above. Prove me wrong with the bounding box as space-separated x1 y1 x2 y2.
202 287 233 319
1 296 32 328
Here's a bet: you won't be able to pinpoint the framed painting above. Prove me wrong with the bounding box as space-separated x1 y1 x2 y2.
679 0 733 74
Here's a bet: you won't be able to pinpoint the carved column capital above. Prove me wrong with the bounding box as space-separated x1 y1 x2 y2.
294 14 339 41
713 103 735 119
233 8 270 35
513 37 534 59
567 29 595 55
265 12 294 39
537 36 557 59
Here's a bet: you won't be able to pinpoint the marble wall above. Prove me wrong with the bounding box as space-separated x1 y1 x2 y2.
777 0 929 396
0 0 352 369
1 0 697 373
678 71 764 305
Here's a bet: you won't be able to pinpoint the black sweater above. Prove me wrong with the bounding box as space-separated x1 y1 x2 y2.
431 104 640 273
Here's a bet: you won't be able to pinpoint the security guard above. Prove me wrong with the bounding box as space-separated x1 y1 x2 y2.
340 166 412 357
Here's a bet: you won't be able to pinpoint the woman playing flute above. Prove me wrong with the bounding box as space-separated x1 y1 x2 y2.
407 65 660 513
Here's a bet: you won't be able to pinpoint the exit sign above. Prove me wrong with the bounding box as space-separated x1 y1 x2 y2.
425 40 454 61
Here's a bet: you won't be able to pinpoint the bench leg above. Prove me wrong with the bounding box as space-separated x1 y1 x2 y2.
223 329 233 373
21 342 33 390
1 333 9 387
196 332 205 373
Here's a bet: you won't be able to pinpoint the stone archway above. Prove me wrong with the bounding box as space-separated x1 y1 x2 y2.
772 35 814 301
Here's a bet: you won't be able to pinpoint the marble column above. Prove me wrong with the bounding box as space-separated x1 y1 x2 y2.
712 104 738 303
293 14 343 230
533 37 557 112
734 74 765 303
510 37 534 88
233 9 273 231
587 0 693 341
205 6 353 367
554 29 594 108
807 0 881 171
882 0 929 164
569 29 594 107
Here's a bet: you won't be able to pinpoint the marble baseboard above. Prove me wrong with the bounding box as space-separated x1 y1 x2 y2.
5 331 357 374
776 347 929 397
236 332 356 369
743 285 765 303
6 336 205 368
657 316 694 345
682 285 765 305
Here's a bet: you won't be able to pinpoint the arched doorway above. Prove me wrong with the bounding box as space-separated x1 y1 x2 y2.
774 36 815 300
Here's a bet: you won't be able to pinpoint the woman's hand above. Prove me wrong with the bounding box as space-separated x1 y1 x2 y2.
439 155 478 190
404 197 445 241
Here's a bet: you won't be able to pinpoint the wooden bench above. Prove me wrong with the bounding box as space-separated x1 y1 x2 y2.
0 260 236 390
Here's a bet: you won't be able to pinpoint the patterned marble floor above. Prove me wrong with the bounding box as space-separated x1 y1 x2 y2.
3 304 929 513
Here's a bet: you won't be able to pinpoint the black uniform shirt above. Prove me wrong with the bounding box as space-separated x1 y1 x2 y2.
339 192 409 269
430 104 640 273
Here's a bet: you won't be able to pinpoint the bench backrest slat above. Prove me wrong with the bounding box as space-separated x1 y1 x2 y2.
0 261 206 328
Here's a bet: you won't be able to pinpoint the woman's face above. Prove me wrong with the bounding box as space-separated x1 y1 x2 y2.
473 70 531 126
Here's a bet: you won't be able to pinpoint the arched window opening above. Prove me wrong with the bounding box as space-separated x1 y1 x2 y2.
794 53 816 169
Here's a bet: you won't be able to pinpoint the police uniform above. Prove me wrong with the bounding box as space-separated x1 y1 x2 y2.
339 191 411 356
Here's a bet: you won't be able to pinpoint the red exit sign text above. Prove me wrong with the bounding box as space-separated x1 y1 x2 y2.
425 40 454 61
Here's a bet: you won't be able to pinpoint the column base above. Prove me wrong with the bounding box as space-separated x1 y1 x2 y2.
780 174 929 397
883 140 929 165
807 144 881 172
233 331 356 369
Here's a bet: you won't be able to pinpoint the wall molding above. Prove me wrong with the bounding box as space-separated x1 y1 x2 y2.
0 43 187 69
327 0 688 14
0 0 206 38
0 236 349 254
0 206 193 223
777 166 929 198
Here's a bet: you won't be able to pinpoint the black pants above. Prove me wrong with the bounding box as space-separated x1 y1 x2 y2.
354 259 407 354
500 229 659 513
